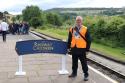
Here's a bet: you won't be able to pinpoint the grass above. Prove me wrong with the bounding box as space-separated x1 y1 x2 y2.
35 28 68 40
34 28 125 61
91 42 125 61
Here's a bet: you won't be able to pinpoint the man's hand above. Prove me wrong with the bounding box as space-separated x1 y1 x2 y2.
67 49 72 55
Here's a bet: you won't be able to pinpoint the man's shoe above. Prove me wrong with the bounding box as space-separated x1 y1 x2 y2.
84 74 89 81
84 76 88 81
68 74 77 78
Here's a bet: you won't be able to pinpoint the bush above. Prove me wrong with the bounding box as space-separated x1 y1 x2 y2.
46 13 63 26
118 23 125 47
84 16 125 48
105 17 125 46
30 17 44 28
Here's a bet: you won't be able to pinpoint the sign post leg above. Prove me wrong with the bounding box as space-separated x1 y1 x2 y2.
15 56 26 75
58 54 69 74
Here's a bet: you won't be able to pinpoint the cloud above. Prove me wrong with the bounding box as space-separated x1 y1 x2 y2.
59 0 125 8
0 0 125 15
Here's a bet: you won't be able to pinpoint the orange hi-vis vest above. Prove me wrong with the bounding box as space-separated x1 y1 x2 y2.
69 25 87 48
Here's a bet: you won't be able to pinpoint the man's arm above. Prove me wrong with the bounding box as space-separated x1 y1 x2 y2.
85 28 92 51
0 24 2 31
67 29 72 49
6 23 9 31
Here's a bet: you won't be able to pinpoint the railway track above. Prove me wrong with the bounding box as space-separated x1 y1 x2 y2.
30 31 125 83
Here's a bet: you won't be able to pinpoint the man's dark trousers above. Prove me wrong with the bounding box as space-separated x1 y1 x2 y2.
2 31 6 42
71 47 88 76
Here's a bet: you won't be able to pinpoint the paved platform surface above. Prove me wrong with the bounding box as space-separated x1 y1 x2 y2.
0 34 118 83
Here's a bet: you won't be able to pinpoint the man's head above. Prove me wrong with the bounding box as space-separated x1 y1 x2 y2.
76 16 83 27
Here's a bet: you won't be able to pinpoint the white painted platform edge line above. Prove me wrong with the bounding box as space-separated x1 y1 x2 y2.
68 55 118 83
88 65 118 83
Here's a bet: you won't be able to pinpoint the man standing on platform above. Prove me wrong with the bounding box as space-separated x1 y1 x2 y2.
67 16 92 81
0 19 9 42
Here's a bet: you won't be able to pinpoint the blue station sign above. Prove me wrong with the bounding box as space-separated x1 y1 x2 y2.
15 40 67 55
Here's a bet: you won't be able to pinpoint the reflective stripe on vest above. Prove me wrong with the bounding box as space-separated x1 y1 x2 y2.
69 25 87 48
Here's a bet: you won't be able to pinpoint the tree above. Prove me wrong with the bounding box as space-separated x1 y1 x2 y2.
0 12 3 19
29 17 44 28
16 15 22 22
11 17 16 23
118 23 125 47
46 13 54 25
94 18 107 39
22 5 41 22
16 15 20 20
4 11 9 14
54 14 62 26
46 13 62 26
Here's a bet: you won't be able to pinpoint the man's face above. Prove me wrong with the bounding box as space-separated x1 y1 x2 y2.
76 19 82 27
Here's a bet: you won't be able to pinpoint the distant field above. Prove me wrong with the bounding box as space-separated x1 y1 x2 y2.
34 28 125 62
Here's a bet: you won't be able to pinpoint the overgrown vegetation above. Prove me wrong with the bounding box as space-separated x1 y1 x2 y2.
22 5 125 61
83 16 125 47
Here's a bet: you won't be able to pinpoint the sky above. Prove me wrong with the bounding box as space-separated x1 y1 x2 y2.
0 0 125 15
